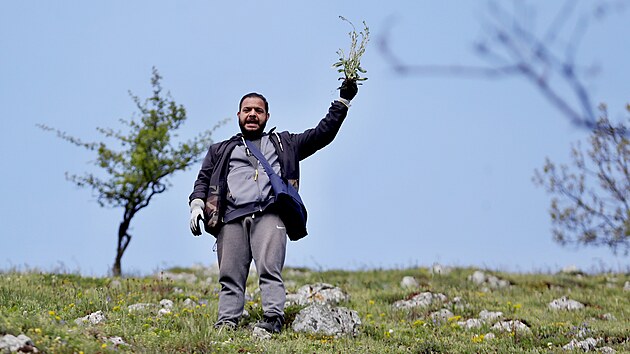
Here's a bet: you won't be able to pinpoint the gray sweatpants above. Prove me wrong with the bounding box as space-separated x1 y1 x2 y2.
216 212 287 323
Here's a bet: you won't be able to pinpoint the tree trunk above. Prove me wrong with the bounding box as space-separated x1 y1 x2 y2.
112 218 132 277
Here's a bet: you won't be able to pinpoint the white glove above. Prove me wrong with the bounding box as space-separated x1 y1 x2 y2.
189 199 205 236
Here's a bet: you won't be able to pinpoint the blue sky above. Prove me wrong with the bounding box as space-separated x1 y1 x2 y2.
1 1 629 276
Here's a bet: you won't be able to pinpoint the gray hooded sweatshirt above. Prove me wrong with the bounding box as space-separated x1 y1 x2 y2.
223 135 281 223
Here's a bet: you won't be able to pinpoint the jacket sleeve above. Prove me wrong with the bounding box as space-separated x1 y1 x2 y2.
293 100 349 160
189 144 217 204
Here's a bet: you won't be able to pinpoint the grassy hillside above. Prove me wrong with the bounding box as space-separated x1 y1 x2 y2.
1 265 628 353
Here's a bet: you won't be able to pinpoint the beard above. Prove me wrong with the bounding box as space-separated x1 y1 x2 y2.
239 118 267 139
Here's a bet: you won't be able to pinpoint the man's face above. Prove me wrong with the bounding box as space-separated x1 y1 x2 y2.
238 97 269 136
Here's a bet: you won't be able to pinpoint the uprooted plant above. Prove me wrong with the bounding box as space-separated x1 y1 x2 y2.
333 16 370 84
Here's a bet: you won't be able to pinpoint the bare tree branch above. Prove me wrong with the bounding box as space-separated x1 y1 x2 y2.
378 0 629 132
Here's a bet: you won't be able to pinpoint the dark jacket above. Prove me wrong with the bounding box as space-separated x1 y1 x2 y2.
189 100 349 236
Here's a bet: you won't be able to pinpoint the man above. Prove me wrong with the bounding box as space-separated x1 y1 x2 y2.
188 79 358 334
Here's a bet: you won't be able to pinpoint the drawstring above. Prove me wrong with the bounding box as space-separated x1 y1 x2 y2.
273 131 284 152
241 136 252 156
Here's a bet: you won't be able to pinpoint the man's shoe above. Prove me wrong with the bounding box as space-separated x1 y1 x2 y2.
254 315 283 334
214 319 238 331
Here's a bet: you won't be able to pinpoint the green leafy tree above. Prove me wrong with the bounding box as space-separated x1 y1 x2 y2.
533 104 630 255
39 68 223 276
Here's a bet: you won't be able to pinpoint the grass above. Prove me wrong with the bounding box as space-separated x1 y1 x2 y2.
1 266 628 353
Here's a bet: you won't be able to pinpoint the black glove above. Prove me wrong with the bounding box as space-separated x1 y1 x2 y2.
339 79 358 101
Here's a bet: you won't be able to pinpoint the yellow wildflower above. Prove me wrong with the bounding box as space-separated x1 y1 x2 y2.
472 334 485 343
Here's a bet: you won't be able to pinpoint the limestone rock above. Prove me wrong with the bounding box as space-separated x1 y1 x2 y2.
562 337 600 351
107 336 128 347
400 276 419 288
548 296 585 310
183 298 196 308
560 265 584 275
159 299 174 310
392 292 447 310
292 304 361 336
108 279 122 289
127 303 156 312
469 270 486 285
468 271 510 289
285 283 349 307
448 296 468 311
479 310 503 323
491 320 531 333
252 327 272 340
159 271 197 284
0 334 38 353
457 318 483 329
430 263 452 275
430 309 454 324
74 310 106 325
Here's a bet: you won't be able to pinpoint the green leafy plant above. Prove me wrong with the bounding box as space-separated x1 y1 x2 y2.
333 16 369 83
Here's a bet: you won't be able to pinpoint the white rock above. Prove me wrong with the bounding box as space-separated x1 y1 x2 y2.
159 271 197 284
0 334 36 353
491 320 531 333
252 327 272 340
159 299 174 310
127 303 155 312
158 308 171 316
392 292 447 310
624 281 630 292
457 318 483 329
430 309 454 324
548 296 585 310
469 271 486 285
109 279 122 289
469 271 509 288
449 297 468 311
483 332 495 341
292 304 361 337
479 310 503 323
0 334 21 352
183 298 196 308
597 346 616 353
562 337 599 351
74 310 106 325
601 313 616 321
285 283 349 307
430 263 452 275
400 276 419 288
108 336 128 346
560 265 582 274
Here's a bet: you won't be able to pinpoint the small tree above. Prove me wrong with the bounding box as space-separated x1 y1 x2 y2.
39 68 223 276
533 104 630 255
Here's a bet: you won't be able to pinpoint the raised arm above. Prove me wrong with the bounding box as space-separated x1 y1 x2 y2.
293 79 358 160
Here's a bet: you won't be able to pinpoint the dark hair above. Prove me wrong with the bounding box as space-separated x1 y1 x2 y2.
239 92 269 113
